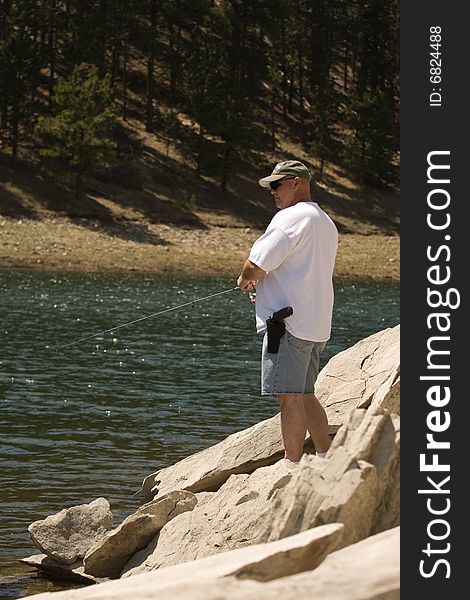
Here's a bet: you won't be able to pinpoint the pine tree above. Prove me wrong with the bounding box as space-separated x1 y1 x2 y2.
307 82 341 180
0 0 44 160
342 0 399 186
37 63 117 196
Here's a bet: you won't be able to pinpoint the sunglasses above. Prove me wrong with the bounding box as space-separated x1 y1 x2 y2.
269 177 295 191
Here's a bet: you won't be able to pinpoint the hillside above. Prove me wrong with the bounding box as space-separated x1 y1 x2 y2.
0 115 399 280
0 112 399 231
0 1 399 280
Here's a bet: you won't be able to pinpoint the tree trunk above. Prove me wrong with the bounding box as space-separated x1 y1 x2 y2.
145 53 155 132
271 88 276 151
145 0 157 132
122 42 128 120
280 24 288 120
169 24 181 104
288 67 294 113
298 47 306 148
196 123 204 175
221 143 231 191
111 44 118 87
98 0 108 76
48 11 55 108
11 92 19 161
75 171 83 198
1 105 7 131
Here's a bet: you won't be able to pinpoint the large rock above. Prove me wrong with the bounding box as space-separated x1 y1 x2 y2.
316 325 400 425
271 405 400 547
254 526 400 600
123 460 295 575
24 527 399 600
138 325 400 502
137 416 290 501
122 523 343 586
370 364 400 414
20 554 100 585
123 405 399 576
83 490 197 578
28 498 113 565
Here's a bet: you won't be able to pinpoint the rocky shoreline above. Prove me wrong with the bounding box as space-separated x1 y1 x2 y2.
21 325 400 599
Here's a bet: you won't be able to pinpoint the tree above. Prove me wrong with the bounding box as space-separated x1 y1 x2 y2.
0 0 44 160
1 0 399 192
342 0 399 186
37 63 117 196
206 0 271 190
307 82 341 180
344 87 398 186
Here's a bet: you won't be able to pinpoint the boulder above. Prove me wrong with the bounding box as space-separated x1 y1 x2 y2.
28 498 113 565
316 325 400 426
25 527 399 600
271 405 400 547
83 490 197 578
261 525 400 600
137 416 289 502
123 405 399 576
138 325 400 502
20 554 99 585
123 460 294 575
123 523 343 586
370 364 400 414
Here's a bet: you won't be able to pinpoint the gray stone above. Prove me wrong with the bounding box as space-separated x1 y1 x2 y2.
371 365 400 414
123 460 294 575
25 527 399 600
316 325 400 426
123 405 399 576
28 498 113 565
20 554 100 585
271 406 400 547
83 490 197 578
122 523 343 585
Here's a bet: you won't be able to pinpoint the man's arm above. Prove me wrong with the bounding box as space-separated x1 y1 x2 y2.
237 259 266 291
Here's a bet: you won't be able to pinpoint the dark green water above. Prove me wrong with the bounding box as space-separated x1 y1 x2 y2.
0 272 399 598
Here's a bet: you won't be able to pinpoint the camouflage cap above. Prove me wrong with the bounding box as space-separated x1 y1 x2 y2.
258 160 311 188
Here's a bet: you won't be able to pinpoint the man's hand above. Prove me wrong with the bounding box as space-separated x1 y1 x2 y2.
237 259 266 291
237 275 256 291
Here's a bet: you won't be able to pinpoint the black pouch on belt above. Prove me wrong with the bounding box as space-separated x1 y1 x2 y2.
266 306 293 354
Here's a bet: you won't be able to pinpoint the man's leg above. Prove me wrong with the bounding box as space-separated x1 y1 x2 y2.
303 393 331 454
277 394 306 462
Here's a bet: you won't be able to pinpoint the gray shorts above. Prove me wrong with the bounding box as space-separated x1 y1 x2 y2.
261 330 326 396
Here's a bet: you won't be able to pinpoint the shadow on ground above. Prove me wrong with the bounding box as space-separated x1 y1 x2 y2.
0 143 399 239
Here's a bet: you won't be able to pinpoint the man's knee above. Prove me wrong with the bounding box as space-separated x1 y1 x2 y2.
277 393 304 408
303 393 319 404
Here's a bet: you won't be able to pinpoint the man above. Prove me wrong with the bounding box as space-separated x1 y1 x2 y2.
237 160 338 464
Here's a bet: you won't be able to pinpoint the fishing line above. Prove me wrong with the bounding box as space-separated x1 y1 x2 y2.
57 286 240 350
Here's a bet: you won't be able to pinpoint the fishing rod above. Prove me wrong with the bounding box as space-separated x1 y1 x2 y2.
57 286 240 350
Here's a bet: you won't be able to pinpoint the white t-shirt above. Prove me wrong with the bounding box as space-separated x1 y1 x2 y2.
248 201 338 342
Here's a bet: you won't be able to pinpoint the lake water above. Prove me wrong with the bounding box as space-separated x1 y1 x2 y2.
0 272 399 599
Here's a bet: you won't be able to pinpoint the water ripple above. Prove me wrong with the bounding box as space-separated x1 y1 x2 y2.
0 272 399 598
